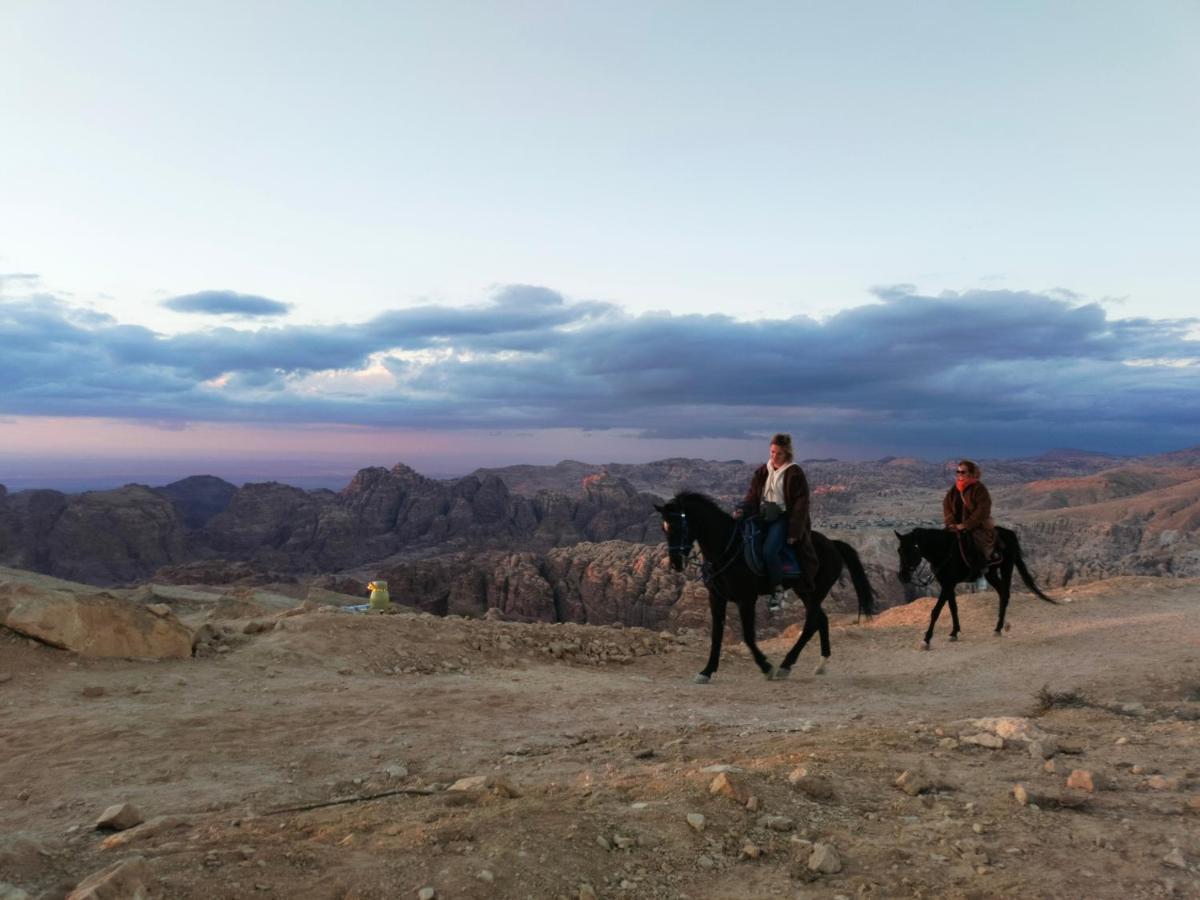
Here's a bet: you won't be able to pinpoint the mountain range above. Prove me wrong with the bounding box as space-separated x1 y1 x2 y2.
1 446 1197 625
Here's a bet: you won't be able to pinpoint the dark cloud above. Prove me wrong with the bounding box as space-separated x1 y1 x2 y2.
162 290 293 317
1 285 1197 456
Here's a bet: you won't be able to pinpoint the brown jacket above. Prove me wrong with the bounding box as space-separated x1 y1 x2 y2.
943 481 996 559
744 463 812 545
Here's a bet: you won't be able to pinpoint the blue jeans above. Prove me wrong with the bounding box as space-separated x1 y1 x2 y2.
763 518 787 589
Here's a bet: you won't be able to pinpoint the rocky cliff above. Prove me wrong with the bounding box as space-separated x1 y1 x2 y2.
0 465 661 586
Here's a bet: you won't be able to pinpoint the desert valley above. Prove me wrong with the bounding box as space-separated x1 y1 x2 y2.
2 449 1199 899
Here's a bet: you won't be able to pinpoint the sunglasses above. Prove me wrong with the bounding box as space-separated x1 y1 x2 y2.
955 469 969 475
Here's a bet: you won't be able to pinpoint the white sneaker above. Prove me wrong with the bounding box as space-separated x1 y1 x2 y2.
767 589 786 611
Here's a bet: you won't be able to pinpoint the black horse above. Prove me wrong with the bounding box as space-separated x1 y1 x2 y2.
656 492 876 683
895 526 1057 650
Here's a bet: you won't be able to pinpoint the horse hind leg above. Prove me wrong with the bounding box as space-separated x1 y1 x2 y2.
988 567 1013 635
948 596 962 641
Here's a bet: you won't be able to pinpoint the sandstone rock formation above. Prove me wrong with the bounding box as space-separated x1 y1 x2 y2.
0 569 192 659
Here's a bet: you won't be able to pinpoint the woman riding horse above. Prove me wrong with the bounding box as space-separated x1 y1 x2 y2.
737 433 819 610
943 459 998 574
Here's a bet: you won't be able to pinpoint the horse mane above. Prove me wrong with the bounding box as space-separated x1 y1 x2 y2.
671 491 729 518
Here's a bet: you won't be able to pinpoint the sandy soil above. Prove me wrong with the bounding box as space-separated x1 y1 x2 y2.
2 576 1199 899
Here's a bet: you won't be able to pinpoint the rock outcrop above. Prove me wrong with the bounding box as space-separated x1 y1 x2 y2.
0 570 192 659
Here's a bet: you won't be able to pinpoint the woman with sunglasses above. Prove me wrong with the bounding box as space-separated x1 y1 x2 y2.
942 459 997 572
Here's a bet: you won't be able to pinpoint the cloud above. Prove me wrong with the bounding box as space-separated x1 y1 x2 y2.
161 290 293 317
1 285 1197 456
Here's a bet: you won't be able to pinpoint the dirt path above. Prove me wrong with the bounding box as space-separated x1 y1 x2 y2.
2 576 1198 899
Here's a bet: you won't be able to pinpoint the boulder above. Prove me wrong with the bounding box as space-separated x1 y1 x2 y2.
0 583 191 659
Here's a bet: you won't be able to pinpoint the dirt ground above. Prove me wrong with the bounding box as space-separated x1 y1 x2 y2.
2 576 1199 899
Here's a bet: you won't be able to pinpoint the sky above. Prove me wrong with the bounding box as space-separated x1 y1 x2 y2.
1 1 1198 488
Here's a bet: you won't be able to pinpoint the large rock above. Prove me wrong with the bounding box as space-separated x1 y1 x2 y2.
0 578 192 659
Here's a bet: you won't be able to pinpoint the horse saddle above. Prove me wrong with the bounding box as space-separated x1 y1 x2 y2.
741 517 803 579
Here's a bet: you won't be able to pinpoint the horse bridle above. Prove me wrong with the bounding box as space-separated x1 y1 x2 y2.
663 507 742 583
899 534 948 589
663 510 698 569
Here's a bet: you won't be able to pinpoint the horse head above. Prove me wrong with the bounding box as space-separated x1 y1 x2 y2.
895 529 923 584
655 498 695 572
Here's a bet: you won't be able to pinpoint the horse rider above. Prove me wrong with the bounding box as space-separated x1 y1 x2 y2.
943 459 998 572
738 432 819 610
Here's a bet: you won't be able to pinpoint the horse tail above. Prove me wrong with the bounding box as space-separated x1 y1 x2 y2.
1006 529 1057 604
832 539 876 619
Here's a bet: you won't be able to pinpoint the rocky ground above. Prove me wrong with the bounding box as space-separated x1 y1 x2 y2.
2 576 1199 899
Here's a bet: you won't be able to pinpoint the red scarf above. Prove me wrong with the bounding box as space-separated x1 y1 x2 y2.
956 476 978 493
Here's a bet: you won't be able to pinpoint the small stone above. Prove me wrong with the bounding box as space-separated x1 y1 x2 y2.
745 795 759 812
65 856 152 900
961 733 1004 749
578 885 597 900
759 815 795 832
476 870 494 883
417 888 436 900
595 835 611 851
1066 770 1096 793
1013 784 1031 806
1028 738 1058 759
1115 736 1128 745
686 813 706 832
1146 775 1180 791
895 770 931 796
1162 847 1186 869
148 603 171 617
972 823 984 834
740 841 761 860
1043 760 1058 774
384 765 409 779
94 803 144 831
791 774 836 801
612 834 635 850
808 842 842 874
709 771 751 804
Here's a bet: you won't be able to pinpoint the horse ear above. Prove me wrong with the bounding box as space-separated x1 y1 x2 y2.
894 530 903 540
653 504 664 513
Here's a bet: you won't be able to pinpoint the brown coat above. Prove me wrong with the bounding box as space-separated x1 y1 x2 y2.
943 481 996 560
745 463 812 545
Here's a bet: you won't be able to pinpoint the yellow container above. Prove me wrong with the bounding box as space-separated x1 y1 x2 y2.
366 580 391 611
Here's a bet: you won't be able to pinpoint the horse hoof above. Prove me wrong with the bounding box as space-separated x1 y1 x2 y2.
763 666 776 681
772 666 792 681
693 673 712 685
949 634 959 642
813 658 828 676
919 642 931 651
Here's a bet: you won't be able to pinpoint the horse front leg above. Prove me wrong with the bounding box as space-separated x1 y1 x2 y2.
737 597 775 679
695 592 728 684
922 586 954 650
948 596 962 641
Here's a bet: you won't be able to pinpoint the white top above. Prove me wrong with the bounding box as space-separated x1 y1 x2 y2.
763 461 792 509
